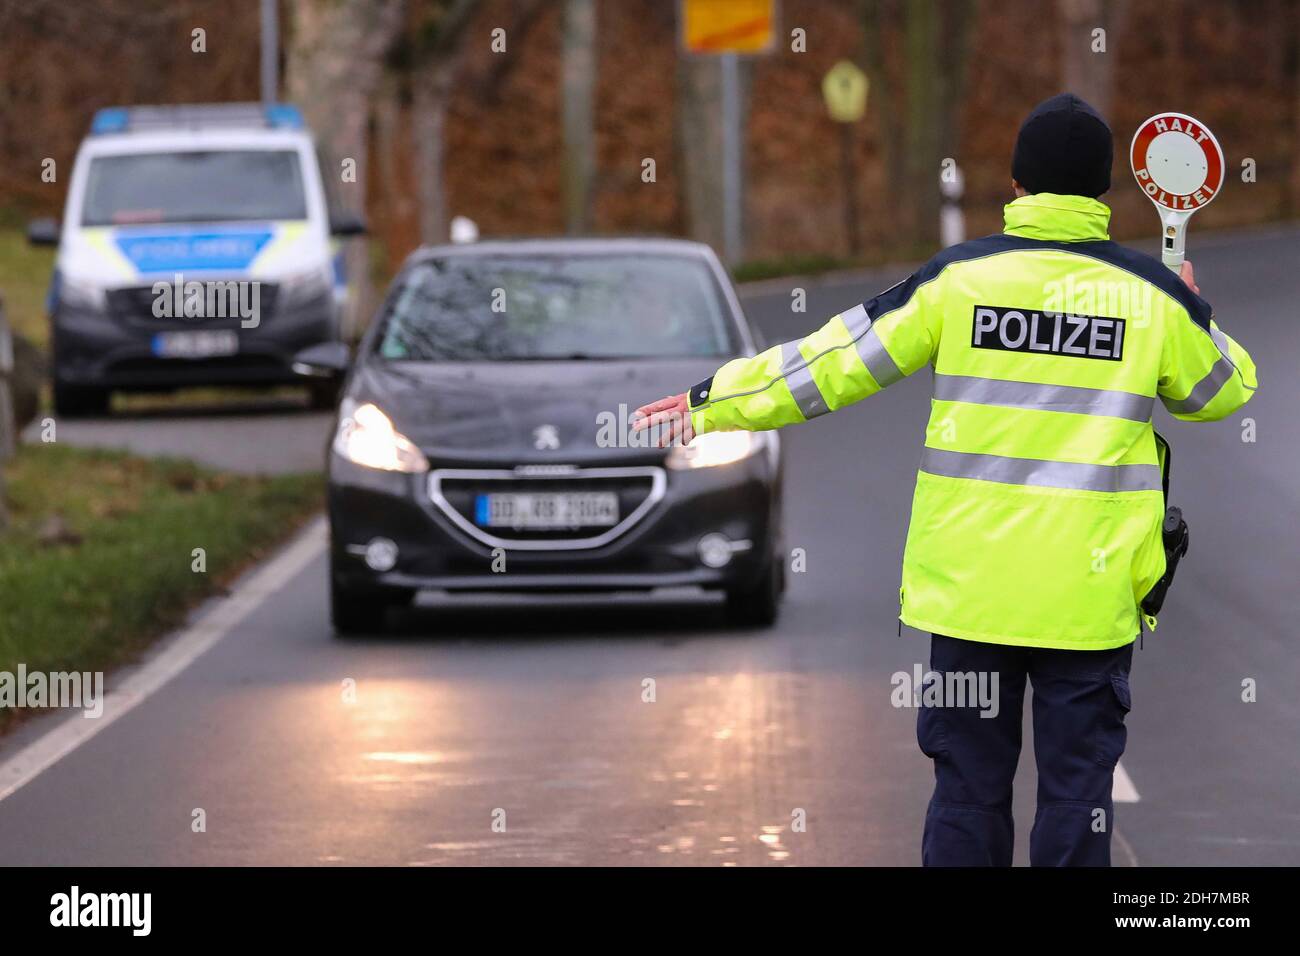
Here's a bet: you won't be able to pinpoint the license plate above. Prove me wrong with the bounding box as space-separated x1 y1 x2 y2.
475 491 619 529
151 330 239 359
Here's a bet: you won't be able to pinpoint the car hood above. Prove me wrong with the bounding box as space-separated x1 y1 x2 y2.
347 357 729 464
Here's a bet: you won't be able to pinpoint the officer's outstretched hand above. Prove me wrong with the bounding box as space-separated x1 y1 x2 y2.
632 393 695 447
1181 260 1200 295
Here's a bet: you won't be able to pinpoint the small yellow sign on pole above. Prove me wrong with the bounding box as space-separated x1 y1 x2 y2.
681 0 776 54
822 60 869 123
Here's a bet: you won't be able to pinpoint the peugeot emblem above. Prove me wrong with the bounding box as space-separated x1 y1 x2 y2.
533 424 561 450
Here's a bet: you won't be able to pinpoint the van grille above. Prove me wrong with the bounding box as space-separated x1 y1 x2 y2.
107 283 278 326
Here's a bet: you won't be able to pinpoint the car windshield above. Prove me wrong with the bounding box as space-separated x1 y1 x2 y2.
376 253 738 361
82 150 307 225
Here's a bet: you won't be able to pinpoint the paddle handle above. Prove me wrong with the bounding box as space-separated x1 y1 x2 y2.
1158 209 1192 274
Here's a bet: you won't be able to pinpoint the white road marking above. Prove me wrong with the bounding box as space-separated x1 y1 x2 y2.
0 517 327 804
1113 826 1140 866
1113 759 1140 803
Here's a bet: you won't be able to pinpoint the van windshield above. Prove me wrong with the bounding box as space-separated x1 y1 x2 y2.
82 150 307 225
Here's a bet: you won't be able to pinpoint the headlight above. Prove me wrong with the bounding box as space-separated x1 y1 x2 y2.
57 273 106 311
277 267 332 309
666 430 762 470
333 400 429 473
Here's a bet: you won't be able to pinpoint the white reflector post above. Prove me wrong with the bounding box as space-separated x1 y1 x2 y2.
450 216 479 244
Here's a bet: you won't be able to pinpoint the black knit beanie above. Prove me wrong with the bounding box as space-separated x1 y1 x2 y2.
1011 93 1113 198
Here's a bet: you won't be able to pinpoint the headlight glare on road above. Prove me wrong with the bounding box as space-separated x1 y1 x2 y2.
666 430 760 469
334 400 429 473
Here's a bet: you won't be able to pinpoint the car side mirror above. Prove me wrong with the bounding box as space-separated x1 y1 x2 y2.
292 341 351 378
329 211 367 237
27 218 59 246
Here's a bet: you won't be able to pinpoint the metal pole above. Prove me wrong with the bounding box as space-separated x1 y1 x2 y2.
840 124 860 256
260 0 279 105
562 0 597 235
720 51 742 265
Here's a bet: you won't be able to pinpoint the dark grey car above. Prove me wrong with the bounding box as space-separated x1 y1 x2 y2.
297 238 785 635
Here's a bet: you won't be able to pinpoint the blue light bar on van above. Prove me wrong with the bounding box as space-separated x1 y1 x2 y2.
91 108 130 134
88 103 308 135
264 104 305 129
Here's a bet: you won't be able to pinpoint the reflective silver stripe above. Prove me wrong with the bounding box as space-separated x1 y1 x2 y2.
933 374 1154 422
780 340 829 419
1162 354 1235 415
920 447 1162 493
701 301 899 413
840 303 871 338
1209 326 1253 387
1163 326 1253 415
856 327 903 387
1210 326 1235 364
839 302 903 388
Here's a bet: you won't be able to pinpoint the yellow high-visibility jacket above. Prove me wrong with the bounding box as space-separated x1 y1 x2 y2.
688 194 1258 649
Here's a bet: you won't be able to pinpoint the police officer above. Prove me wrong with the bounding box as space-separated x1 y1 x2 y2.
634 93 1258 866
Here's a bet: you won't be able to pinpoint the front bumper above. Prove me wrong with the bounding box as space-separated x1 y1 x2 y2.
328 452 781 596
51 291 337 390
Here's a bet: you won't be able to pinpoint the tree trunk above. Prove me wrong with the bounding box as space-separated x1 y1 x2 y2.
1058 0 1130 122
1290 0 1300 217
286 0 405 338
414 63 454 245
862 0 972 253
374 71 411 230
676 54 752 255
903 0 942 245
410 0 480 246
562 0 597 234
862 0 905 238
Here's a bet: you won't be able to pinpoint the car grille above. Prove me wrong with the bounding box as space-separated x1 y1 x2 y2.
428 465 666 550
107 283 278 326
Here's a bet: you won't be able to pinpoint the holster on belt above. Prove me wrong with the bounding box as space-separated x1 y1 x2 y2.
1141 431 1190 618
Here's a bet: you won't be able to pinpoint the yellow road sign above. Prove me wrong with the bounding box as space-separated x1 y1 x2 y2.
681 0 776 54
822 60 868 123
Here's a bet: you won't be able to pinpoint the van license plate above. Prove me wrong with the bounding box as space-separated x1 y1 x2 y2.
151 330 239 359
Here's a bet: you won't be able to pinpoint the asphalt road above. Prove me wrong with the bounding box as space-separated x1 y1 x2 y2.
2 225 1298 865
23 394 333 476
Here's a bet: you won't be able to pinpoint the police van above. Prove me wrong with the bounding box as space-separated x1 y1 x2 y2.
27 102 363 415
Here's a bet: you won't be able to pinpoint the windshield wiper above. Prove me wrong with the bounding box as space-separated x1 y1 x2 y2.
504 352 618 361
387 352 675 362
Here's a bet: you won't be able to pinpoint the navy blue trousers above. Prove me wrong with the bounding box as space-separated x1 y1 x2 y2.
918 634 1134 867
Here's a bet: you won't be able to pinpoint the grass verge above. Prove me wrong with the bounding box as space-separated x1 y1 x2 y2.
0 443 322 730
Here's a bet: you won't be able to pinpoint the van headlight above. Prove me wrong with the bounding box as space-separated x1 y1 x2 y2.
278 267 332 310
333 400 429 473
666 431 763 470
57 273 106 311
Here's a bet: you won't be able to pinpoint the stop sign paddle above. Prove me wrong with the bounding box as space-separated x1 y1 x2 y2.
1130 112 1225 273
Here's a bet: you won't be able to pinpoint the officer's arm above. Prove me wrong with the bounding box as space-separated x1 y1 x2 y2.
688 277 940 436
1158 295 1258 422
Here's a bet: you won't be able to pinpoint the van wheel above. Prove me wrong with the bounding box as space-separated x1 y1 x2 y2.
52 384 110 418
